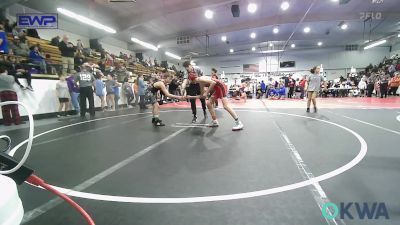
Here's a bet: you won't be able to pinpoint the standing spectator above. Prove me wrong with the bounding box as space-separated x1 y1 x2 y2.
113 75 121 110
56 74 70 117
133 78 139 106
76 39 84 51
66 71 80 114
299 76 306 99
288 76 296 98
366 75 374 97
95 71 106 111
50 35 60 46
137 74 147 109
388 72 400 96
358 78 367 97
74 50 85 72
260 80 266 98
380 73 389 98
105 74 117 111
75 63 95 119
8 36 29 57
283 76 290 98
29 46 47 74
0 66 21 126
59 35 76 75
122 77 134 107
0 24 9 54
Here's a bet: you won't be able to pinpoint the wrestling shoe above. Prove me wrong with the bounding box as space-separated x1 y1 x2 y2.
306 108 310 113
191 115 197 123
232 120 244 131
153 118 165 126
208 120 219 127
314 107 318 113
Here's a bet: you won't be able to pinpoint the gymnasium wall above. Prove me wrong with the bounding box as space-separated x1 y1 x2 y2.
195 46 391 80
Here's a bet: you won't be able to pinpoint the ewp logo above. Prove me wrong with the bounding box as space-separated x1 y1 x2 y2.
322 202 390 220
17 14 58 29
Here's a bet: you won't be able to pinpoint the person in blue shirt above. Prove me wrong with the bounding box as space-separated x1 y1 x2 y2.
0 24 9 54
29 46 47 74
260 80 266 98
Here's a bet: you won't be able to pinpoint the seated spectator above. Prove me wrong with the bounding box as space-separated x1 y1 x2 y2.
50 35 60 46
26 28 40 39
3 19 12 33
0 24 9 54
18 30 27 44
0 66 22 126
6 56 33 91
29 45 47 74
9 36 29 57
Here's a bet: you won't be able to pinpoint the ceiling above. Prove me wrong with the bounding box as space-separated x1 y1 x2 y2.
13 0 400 58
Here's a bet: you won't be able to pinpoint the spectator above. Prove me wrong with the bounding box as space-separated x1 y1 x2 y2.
8 36 29 57
0 66 21 126
76 39 84 51
122 76 134 107
56 74 70 117
137 74 147 109
3 19 12 33
18 30 27 44
299 76 306 99
113 75 121 110
75 63 96 119
260 80 266 98
74 50 85 72
26 28 40 39
380 73 389 98
0 24 9 54
6 56 33 91
66 71 80 114
105 74 117 111
50 35 60 46
59 35 76 75
358 78 367 97
388 72 400 96
94 71 106 111
29 45 47 74
133 78 139 106
288 76 296 98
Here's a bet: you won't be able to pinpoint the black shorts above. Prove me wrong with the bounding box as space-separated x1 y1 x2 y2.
59 98 69 103
186 83 201 96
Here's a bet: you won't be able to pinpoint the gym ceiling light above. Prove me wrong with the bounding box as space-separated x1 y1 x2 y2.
57 8 116 33
281 1 290 11
131 38 158 51
364 39 386 50
165 51 182 60
205 10 214 19
247 3 257 13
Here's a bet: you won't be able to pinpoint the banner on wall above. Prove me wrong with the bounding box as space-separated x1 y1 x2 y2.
17 13 58 29
243 64 259 73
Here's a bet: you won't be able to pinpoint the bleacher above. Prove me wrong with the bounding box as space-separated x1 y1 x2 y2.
4 34 176 79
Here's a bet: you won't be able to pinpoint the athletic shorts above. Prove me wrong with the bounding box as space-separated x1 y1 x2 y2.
59 98 69 103
307 91 318 98
148 92 157 105
212 82 227 99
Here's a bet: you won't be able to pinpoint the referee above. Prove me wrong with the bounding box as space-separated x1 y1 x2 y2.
75 63 96 119
182 61 207 123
